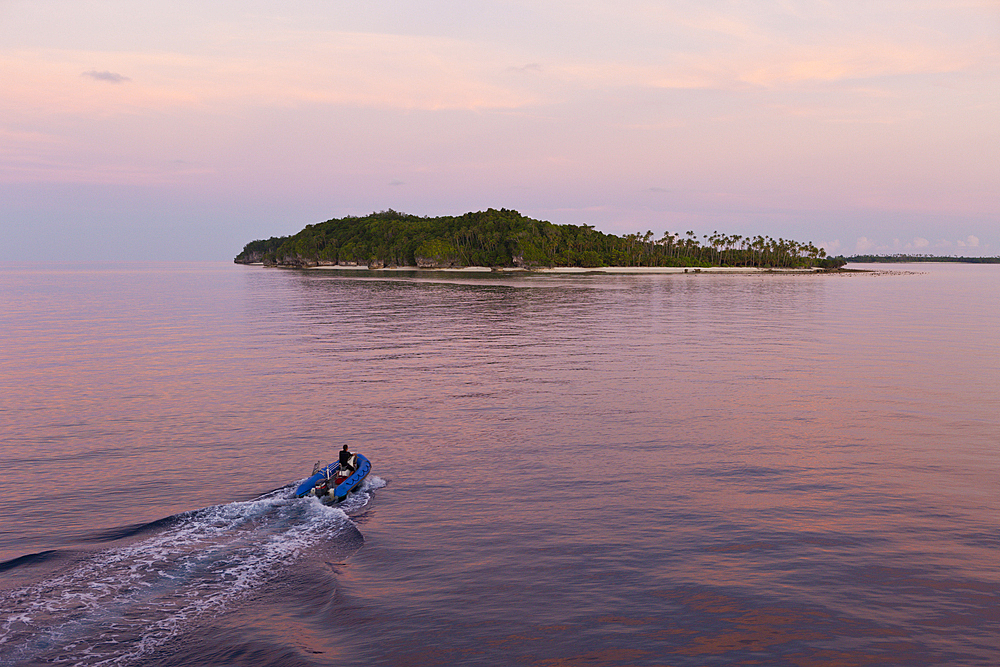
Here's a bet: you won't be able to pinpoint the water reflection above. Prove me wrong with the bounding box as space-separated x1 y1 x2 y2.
2 263 998 665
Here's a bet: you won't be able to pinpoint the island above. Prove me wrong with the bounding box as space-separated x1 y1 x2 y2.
235 208 847 271
846 255 1000 264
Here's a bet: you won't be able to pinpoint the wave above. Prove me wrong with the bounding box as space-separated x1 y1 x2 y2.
0 478 383 666
0 551 60 575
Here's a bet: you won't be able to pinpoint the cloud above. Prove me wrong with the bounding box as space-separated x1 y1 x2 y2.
10 8 992 121
855 236 875 253
957 235 980 247
738 42 983 88
3 39 541 116
820 239 842 255
82 70 131 83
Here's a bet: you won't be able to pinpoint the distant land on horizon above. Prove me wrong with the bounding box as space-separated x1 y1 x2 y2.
847 255 1000 264
235 209 845 271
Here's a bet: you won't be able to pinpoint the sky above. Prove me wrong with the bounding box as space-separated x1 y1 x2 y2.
2 0 998 261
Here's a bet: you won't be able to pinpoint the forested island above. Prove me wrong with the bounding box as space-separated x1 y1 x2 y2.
847 255 1000 264
235 208 846 270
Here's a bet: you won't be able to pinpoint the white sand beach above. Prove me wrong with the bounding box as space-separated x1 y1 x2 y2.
305 264 821 274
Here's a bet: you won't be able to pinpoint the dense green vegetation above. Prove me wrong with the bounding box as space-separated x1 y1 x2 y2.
847 255 1000 264
235 209 845 270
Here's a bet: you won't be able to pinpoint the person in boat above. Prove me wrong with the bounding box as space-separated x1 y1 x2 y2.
339 445 356 473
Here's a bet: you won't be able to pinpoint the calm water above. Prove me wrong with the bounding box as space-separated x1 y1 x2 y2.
1 262 998 666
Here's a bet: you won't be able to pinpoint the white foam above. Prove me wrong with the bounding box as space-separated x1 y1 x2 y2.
363 475 388 491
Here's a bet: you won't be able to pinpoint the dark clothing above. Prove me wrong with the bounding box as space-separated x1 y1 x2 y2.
339 449 355 471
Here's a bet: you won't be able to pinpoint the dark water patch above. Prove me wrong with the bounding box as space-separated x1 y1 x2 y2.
151 637 324 667
143 564 357 667
328 583 950 666
695 465 791 479
702 537 841 554
641 586 932 667
82 515 181 543
960 532 1000 550
0 550 60 574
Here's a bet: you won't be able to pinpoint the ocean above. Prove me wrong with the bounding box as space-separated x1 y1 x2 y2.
1 261 998 666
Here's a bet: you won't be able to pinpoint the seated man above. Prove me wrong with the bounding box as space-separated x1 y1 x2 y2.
338 445 356 473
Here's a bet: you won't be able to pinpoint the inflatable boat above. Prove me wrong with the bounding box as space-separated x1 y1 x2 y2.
295 454 371 503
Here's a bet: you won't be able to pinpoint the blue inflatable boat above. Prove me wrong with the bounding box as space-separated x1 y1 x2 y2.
295 454 371 503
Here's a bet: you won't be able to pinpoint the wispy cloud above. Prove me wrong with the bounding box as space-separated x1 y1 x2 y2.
738 42 987 87
82 70 131 83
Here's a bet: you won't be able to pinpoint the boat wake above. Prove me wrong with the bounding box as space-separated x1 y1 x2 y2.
0 477 384 666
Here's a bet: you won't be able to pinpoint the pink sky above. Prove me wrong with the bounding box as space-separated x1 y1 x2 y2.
2 0 998 260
